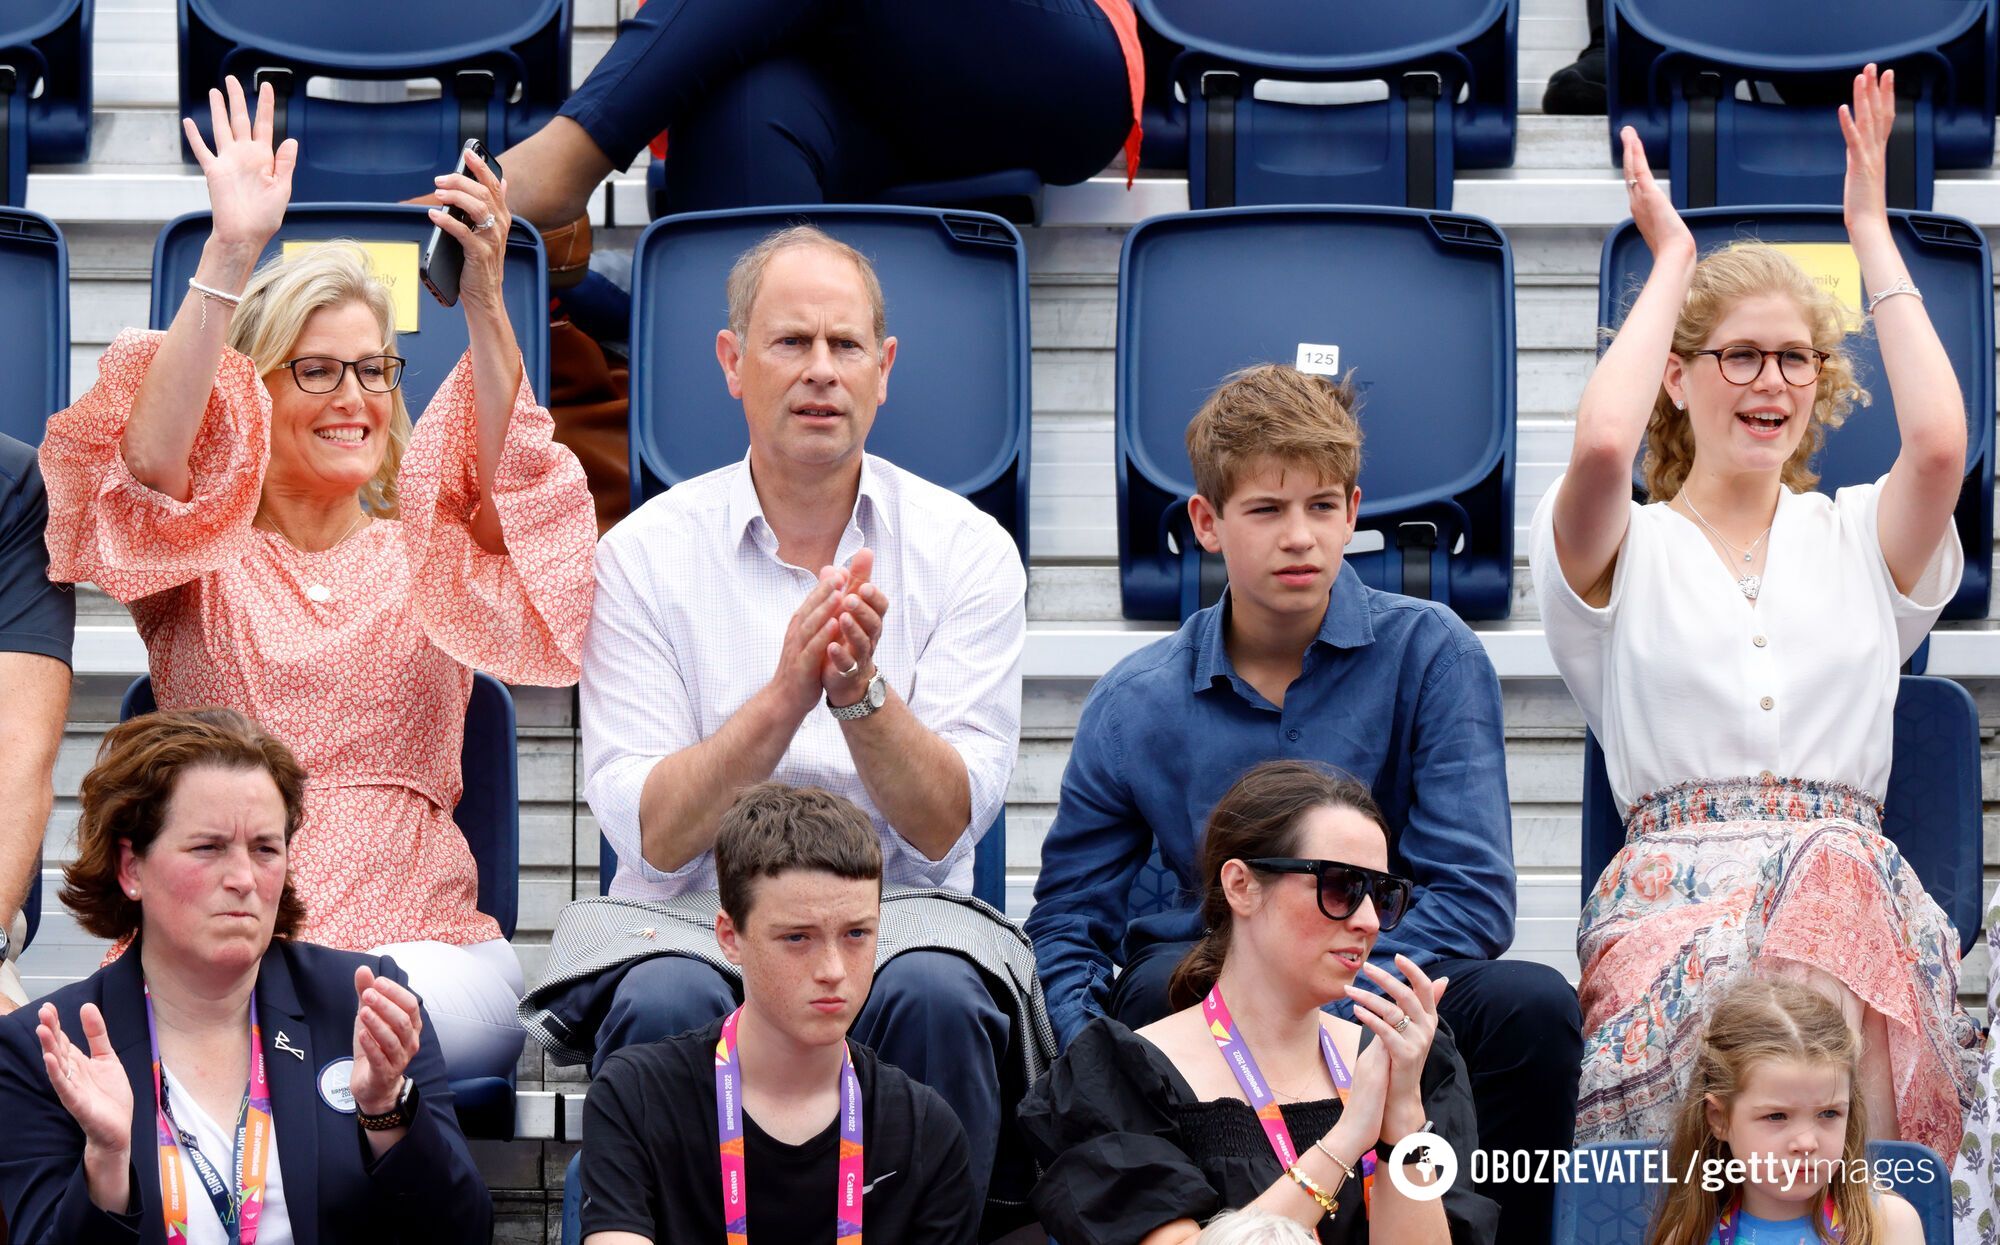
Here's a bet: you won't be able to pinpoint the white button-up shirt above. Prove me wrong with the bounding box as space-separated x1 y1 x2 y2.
582 453 1025 897
1531 475 1959 809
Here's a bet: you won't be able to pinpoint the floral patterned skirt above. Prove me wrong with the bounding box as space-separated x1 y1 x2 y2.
1574 776 1976 1159
1950 891 2000 1243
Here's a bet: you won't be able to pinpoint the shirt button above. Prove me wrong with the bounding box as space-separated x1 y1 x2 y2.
1752 635 1767 647
1286 728 1301 742
1759 696 1774 711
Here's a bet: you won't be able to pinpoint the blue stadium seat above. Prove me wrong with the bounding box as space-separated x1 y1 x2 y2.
0 207 67 445
0 0 91 206
22 857 40 950
598 817 1012 914
149 205 549 419
1553 1139 1951 1244
646 162 1046 227
1118 206 1515 621
178 0 569 202
1607 0 1996 209
1580 675 1984 955
627 205 1030 561
1139 0 1516 209
1598 207 1995 619
121 671 524 1136
561 1149 583 1245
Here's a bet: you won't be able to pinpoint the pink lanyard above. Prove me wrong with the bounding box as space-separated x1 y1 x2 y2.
144 985 273 1245
1202 986 1375 1214
715 1007 865 1244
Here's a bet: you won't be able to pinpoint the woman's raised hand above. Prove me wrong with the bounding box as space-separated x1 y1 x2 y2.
37 1002 134 1154
1348 955 1447 1142
1839 63 1896 239
182 76 296 253
429 149 512 312
348 965 424 1119
1621 125 1694 265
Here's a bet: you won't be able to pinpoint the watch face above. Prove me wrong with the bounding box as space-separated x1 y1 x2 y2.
866 674 887 709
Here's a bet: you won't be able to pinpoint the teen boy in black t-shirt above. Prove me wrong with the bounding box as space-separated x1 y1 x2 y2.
578 782 979 1245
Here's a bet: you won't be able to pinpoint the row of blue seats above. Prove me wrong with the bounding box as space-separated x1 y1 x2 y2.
2 2 1997 212
0 198 1993 623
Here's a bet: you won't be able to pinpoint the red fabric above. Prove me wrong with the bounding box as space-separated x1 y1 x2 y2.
1090 0 1146 186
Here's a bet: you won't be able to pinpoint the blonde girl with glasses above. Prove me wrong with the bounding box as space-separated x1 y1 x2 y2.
1530 60 1979 1162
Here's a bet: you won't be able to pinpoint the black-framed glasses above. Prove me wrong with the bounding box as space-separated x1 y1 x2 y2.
1242 858 1414 930
279 354 406 394
1688 346 1828 387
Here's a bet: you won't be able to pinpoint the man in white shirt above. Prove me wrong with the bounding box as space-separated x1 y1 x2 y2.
570 224 1025 1208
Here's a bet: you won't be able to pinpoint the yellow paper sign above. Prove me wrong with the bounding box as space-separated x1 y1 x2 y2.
1771 243 1863 330
280 240 422 334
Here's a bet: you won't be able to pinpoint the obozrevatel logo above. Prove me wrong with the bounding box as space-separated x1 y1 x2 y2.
1387 1132 1458 1201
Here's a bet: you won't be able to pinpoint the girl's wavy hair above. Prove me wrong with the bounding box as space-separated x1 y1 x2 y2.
1622 241 1867 501
1647 976 1878 1245
227 241 412 516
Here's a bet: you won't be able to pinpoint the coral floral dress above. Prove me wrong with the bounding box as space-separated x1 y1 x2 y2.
41 330 596 949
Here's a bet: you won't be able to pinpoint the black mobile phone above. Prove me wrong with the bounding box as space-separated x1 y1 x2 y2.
419 139 502 308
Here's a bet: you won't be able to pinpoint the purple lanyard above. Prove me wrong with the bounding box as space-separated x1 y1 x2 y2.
1715 1194 1843 1245
715 1006 865 1245
1202 985 1375 1214
143 985 273 1245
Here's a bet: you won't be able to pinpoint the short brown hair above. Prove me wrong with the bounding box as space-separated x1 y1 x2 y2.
62 708 309 941
725 224 887 348
715 783 883 923
1186 364 1364 508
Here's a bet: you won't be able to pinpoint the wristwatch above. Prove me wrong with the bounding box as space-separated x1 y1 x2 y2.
827 671 887 721
357 1075 419 1131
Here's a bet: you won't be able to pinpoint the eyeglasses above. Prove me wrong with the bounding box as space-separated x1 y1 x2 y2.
1242 858 1414 930
279 355 406 394
1688 346 1828 387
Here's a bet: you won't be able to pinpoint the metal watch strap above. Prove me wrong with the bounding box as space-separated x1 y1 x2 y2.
357 1075 416 1131
827 672 885 720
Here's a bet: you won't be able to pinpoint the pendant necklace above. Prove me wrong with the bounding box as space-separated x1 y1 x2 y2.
261 509 368 603
1677 493 1771 600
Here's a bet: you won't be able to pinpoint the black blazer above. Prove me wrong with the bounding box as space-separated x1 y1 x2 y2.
0 939 492 1243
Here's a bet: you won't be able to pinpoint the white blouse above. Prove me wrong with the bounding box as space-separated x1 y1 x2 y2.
159 1063 293 1245
1530 475 1960 810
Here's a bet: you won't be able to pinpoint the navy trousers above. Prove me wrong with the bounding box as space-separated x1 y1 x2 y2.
1112 940 1583 1245
557 0 1132 212
593 949 1016 1209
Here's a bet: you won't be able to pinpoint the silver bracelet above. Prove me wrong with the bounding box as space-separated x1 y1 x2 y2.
187 277 243 306
1866 279 1922 315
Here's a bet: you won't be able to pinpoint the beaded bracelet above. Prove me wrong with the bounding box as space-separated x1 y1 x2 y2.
1286 1164 1339 1218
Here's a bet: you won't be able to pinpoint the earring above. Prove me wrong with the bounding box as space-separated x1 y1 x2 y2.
1674 399 1686 410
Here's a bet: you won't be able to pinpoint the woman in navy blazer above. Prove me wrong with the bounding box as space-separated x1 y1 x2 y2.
0 708 491 1243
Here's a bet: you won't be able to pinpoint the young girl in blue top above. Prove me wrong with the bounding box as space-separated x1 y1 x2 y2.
1650 978 1924 1245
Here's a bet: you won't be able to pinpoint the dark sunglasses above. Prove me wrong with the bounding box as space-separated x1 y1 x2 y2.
1242 858 1414 930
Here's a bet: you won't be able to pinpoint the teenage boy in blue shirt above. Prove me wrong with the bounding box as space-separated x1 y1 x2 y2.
1026 364 1580 1242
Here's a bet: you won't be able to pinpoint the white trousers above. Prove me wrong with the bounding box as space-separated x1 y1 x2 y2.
368 938 525 1084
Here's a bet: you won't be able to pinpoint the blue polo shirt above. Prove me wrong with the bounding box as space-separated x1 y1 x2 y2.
0 433 70 667
1026 564 1515 1046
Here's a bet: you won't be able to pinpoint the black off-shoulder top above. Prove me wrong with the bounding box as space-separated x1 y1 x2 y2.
1018 1016 1499 1245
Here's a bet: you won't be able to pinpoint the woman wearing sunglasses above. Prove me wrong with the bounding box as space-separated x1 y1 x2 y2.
1531 65 1977 1158
1020 761 1497 1244
37 77 598 1085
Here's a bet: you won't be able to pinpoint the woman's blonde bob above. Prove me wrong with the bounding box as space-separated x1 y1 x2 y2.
227 242 412 515
1634 241 1867 501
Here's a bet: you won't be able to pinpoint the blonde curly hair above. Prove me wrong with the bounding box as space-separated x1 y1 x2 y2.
1637 241 1867 501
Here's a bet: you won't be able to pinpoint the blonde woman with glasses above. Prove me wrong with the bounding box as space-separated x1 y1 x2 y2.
38 76 597 1084
1530 63 1977 1159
